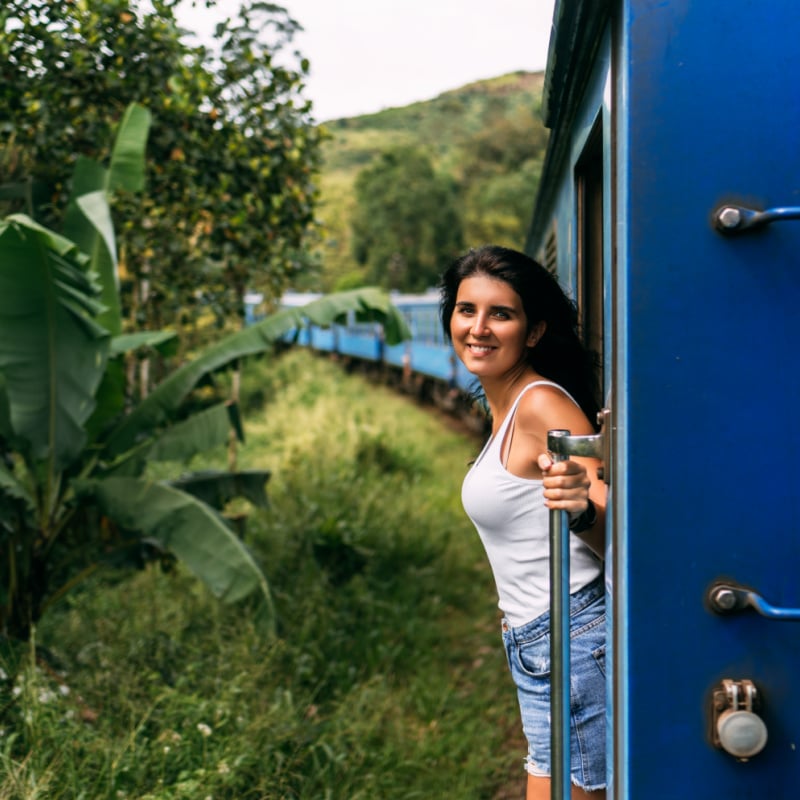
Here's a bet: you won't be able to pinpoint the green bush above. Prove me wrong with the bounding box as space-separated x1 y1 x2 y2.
0 351 524 799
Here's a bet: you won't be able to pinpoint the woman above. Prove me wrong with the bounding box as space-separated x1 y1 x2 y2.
440 246 606 799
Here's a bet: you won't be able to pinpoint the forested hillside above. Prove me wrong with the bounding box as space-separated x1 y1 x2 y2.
305 71 549 292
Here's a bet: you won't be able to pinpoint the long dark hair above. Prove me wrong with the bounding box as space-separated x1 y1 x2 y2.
439 245 600 426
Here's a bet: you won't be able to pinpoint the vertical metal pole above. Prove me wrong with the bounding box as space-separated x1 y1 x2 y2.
548 430 572 800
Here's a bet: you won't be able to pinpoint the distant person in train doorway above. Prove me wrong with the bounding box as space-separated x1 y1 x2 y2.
440 245 607 800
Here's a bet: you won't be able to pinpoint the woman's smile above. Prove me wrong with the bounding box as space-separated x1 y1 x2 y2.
466 343 497 355
450 274 533 378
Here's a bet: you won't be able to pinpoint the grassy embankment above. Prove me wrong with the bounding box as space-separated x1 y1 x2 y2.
0 349 526 799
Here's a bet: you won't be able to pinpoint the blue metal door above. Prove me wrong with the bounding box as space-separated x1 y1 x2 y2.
614 0 800 795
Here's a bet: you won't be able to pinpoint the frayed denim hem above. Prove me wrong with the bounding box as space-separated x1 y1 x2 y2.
524 756 607 792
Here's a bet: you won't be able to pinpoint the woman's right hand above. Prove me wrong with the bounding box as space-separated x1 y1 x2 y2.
537 452 591 515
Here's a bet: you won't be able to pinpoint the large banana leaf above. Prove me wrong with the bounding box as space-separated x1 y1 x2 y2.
83 331 180 445
0 374 11 440
61 104 152 335
0 216 110 471
81 476 275 630
105 103 152 194
76 189 117 272
168 469 270 510
104 288 411 456
111 330 179 357
0 459 33 508
148 402 236 463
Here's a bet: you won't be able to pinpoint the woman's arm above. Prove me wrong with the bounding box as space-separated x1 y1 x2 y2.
538 453 606 558
513 385 607 558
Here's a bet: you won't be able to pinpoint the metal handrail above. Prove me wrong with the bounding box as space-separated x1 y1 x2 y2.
547 427 606 800
548 429 573 800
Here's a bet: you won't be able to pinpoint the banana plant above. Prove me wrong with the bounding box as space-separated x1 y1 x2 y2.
0 104 410 642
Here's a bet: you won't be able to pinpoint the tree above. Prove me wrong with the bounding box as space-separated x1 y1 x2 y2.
350 147 463 292
0 103 410 643
0 0 324 343
458 109 548 248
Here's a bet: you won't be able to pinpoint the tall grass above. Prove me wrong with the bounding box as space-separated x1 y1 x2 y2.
0 350 526 799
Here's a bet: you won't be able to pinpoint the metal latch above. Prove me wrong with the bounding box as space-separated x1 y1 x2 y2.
546 407 611 485
709 581 800 621
714 204 800 234
711 679 768 761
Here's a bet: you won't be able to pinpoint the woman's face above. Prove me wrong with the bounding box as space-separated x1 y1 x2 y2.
449 274 539 380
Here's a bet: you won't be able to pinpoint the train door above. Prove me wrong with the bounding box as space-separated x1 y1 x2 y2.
613 1 800 796
575 122 605 380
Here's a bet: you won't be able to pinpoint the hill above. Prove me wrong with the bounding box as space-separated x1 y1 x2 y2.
307 71 548 291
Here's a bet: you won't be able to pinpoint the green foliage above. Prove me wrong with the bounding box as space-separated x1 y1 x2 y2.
350 147 463 291
315 71 549 290
0 216 109 470
0 211 275 642
0 214 408 640
62 103 154 336
0 351 525 798
0 106 410 643
0 0 324 342
458 107 548 246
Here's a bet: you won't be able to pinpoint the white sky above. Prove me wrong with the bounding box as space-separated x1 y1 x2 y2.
176 0 557 122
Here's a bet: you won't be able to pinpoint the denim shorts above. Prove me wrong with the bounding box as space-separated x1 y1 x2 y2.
501 574 606 791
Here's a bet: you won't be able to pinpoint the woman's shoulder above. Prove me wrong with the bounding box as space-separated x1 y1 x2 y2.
515 381 589 432
516 380 576 408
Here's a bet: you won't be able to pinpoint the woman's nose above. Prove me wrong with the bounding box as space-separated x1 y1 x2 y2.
470 313 489 335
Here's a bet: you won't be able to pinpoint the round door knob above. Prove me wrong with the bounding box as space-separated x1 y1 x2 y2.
716 709 768 759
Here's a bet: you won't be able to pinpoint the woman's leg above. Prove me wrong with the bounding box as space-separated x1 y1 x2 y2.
527 775 606 800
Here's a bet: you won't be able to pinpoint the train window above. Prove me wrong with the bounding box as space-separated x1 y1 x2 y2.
575 122 605 389
543 227 558 275
407 303 442 345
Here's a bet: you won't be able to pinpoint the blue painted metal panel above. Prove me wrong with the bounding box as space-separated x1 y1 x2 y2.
618 0 800 794
337 330 382 361
281 326 311 347
384 342 409 369
409 343 454 383
455 360 477 394
309 326 336 352
530 2 800 794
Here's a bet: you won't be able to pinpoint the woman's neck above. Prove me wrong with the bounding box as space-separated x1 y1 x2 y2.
482 368 542 431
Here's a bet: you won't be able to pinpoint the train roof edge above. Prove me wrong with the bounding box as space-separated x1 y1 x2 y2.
526 0 612 253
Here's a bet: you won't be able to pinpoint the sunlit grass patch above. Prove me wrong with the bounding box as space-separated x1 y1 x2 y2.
1 349 523 799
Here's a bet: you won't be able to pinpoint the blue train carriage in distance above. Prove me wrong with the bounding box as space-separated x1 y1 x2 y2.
385 291 477 410
250 289 487 433
526 1 800 797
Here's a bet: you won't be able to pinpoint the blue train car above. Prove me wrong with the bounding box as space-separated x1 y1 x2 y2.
258 288 487 430
527 1 800 796
390 292 457 384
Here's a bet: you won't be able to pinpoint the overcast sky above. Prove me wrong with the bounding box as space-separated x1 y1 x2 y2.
176 0 557 122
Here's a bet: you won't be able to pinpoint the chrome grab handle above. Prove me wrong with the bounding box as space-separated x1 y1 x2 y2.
549 408 612 486
547 432 604 460
548 430 573 800
547 426 606 800
709 582 800 621
714 204 800 234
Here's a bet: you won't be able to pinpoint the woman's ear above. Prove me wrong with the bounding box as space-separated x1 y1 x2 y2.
527 320 547 348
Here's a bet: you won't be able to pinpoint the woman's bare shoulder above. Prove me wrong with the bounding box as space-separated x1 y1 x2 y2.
516 382 593 434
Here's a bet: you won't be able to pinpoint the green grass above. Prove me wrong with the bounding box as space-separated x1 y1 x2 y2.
0 350 526 799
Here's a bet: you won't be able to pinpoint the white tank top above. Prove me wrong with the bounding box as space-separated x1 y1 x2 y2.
461 381 602 626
